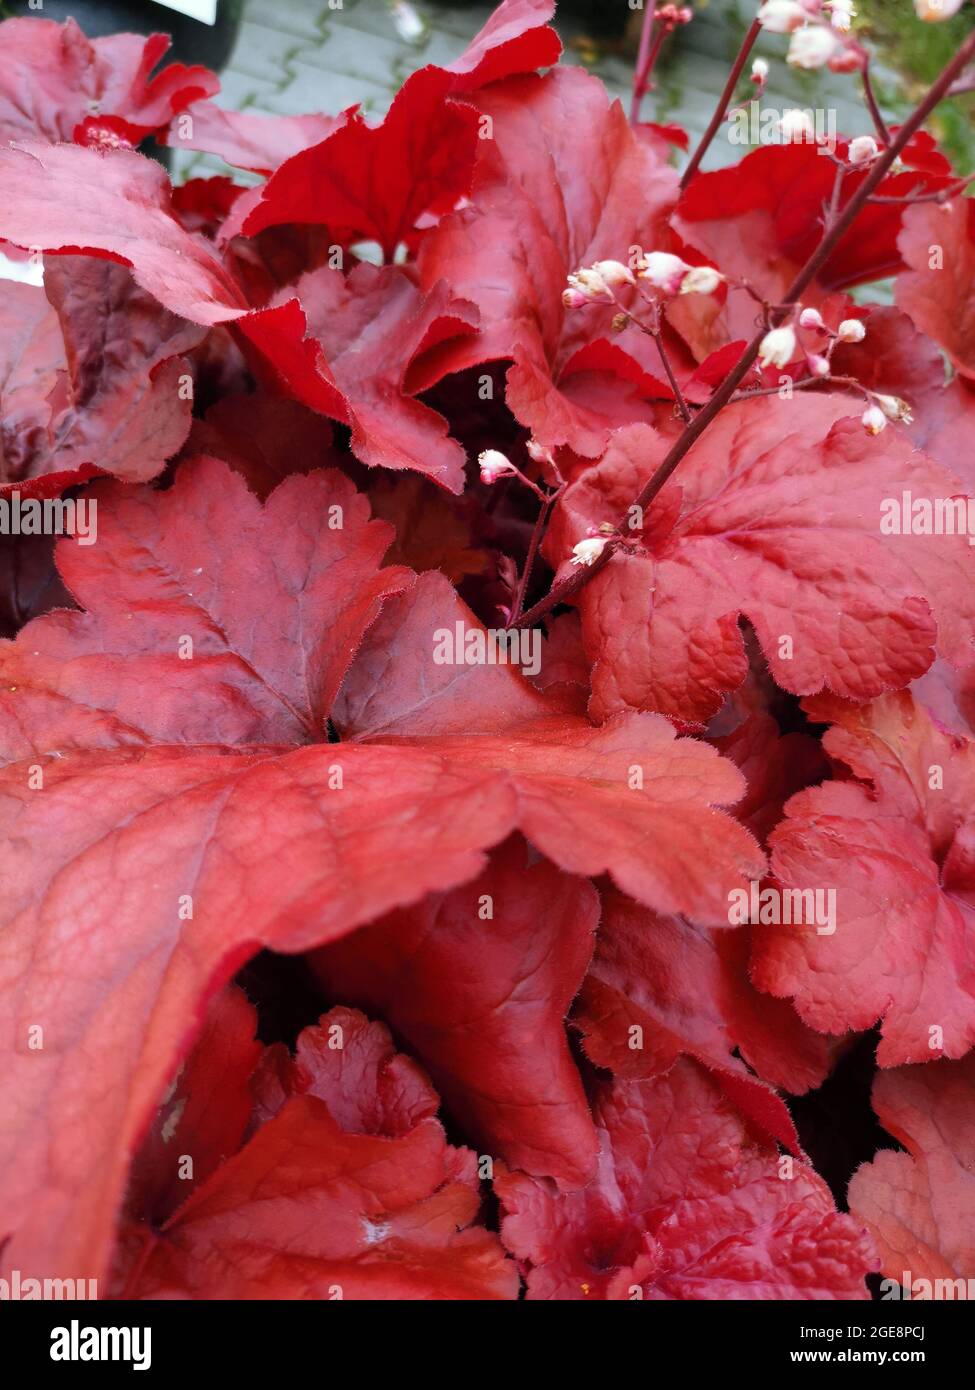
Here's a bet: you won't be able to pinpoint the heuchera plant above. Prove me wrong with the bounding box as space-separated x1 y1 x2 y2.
1 0 974 1302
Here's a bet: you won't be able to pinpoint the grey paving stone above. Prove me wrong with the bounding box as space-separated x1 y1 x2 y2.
243 0 330 42
211 65 282 112
223 19 306 84
295 22 408 82
261 58 393 115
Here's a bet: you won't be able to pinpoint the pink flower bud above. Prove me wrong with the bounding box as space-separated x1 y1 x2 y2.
837 318 866 343
848 135 879 164
861 405 887 435
807 353 831 377
637 251 692 295
758 325 798 369
478 449 518 484
799 306 826 330
751 58 770 82
679 265 724 296
570 537 608 568
562 287 589 310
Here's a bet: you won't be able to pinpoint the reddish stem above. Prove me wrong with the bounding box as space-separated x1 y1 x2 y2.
861 61 890 145
631 23 667 125
610 287 692 423
509 486 562 626
728 373 863 405
867 170 975 205
513 25 975 632
679 16 763 190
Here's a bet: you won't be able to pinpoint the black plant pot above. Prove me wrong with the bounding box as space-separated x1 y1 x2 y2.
5 0 244 71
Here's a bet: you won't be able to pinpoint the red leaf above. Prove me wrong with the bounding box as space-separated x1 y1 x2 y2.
828 302 946 416
910 376 975 489
162 102 344 175
186 391 339 499
1 259 203 491
446 0 561 89
496 1058 877 1299
912 655 975 740
273 263 478 492
0 141 248 325
0 17 218 146
251 1006 440 1136
240 68 480 262
576 885 832 1097
126 986 261 1226
171 176 246 238
545 399 975 723
418 67 678 456
848 1056 975 1289
897 199 975 381
368 474 489 583
119 1010 516 1300
676 137 952 296
707 675 829 847
311 837 600 1186
0 465 762 1285
752 691 975 1066
0 278 63 486
335 571 764 919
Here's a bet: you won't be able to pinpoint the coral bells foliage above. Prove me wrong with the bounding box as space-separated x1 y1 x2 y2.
3 0 975 1305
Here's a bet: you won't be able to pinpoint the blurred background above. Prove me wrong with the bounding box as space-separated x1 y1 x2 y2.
4 0 973 177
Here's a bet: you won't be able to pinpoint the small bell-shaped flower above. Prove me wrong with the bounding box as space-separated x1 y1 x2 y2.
570 537 609 568
758 325 798 369
862 405 887 435
478 450 518 484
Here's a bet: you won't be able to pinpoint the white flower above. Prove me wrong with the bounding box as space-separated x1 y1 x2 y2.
679 265 724 296
788 24 844 70
837 318 866 343
751 57 770 82
757 0 810 33
848 135 879 165
799 306 826 330
591 259 635 288
874 394 914 424
758 325 798 369
637 251 692 295
914 0 964 20
478 449 518 484
775 108 817 143
862 405 887 435
526 439 555 467
566 267 612 302
570 537 608 567
828 0 855 30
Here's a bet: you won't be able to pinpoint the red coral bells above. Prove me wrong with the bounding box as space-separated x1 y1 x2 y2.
1 0 974 1316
